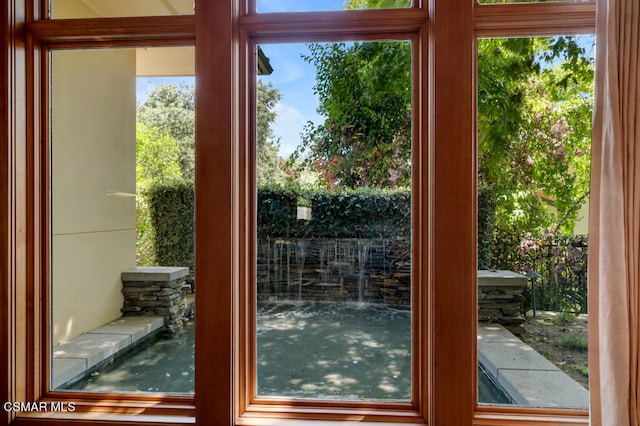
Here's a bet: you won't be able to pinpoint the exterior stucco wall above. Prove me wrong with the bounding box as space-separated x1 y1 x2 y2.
50 0 194 19
50 0 97 18
137 47 195 76
573 200 590 236
51 49 137 345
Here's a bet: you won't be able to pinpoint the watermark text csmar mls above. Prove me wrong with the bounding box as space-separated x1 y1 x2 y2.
3 401 76 412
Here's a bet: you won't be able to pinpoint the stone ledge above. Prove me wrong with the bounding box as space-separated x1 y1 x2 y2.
51 316 164 389
478 270 528 287
121 266 189 282
478 323 589 408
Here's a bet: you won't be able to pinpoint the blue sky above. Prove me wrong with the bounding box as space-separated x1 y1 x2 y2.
256 0 356 156
136 6 596 159
257 0 344 13
135 43 323 158
136 0 349 158
258 43 324 157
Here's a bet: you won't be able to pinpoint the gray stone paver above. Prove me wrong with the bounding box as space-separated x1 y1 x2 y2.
477 323 522 344
479 341 559 378
52 315 164 389
90 316 164 341
478 269 528 287
53 333 133 366
478 323 589 408
121 266 188 282
498 369 589 407
51 358 87 389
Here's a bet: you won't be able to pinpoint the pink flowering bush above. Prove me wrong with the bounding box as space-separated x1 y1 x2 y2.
491 227 588 314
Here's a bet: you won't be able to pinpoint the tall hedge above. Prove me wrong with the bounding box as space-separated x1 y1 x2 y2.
140 183 414 269
477 183 497 270
145 180 195 270
305 189 410 238
257 186 298 238
257 187 411 239
139 182 498 270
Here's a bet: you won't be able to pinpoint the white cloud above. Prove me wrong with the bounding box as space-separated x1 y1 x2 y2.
273 103 307 157
272 59 305 85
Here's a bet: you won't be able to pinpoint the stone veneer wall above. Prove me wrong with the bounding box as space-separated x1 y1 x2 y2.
120 243 527 334
257 238 411 306
257 239 527 332
121 266 191 333
478 270 527 335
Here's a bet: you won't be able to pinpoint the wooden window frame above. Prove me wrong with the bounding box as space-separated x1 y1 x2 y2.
237 18 430 426
0 0 595 425
472 2 595 425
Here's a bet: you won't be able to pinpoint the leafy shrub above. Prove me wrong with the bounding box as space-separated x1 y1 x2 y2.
136 124 183 266
139 183 413 269
257 186 298 238
574 364 589 377
478 183 497 270
145 180 195 271
493 230 588 313
551 310 576 325
136 197 156 266
257 186 411 239
304 188 410 238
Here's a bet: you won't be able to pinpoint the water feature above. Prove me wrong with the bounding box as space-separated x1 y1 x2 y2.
65 320 195 393
357 239 372 302
64 302 512 404
257 302 410 400
295 240 308 301
478 363 512 404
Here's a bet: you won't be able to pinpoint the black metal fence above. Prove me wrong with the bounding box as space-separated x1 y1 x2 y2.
492 232 588 314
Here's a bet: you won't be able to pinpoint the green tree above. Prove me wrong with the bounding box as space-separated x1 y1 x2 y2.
294 41 412 188
136 123 182 187
257 80 287 186
137 82 195 180
344 0 409 8
138 81 285 186
478 37 594 234
296 32 594 235
135 123 182 266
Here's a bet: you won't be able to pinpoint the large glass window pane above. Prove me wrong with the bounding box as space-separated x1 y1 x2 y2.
476 35 594 408
255 41 412 400
257 0 411 13
50 47 196 393
49 0 194 19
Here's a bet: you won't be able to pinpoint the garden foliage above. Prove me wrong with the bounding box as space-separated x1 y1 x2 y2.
135 123 182 266
142 180 195 270
135 30 593 313
140 181 588 313
492 230 588 314
140 183 413 271
257 186 411 239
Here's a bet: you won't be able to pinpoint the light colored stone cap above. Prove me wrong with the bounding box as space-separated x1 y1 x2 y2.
478 269 527 287
478 323 589 408
122 266 189 282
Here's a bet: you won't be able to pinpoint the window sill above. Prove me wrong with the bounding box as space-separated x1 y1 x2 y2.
474 407 589 425
236 403 427 425
13 413 194 426
11 400 195 426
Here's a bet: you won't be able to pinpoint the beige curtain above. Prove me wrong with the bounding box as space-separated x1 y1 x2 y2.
589 0 640 424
